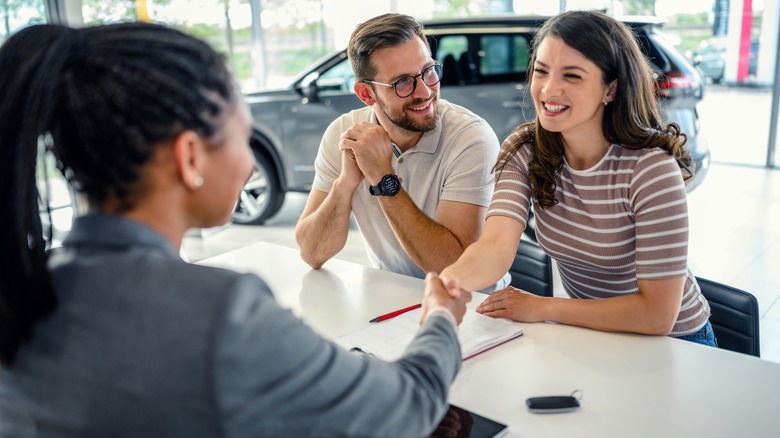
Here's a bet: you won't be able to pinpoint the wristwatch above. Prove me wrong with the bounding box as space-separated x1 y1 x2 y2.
368 174 401 196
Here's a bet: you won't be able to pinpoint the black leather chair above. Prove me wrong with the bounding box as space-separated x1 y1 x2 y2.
509 237 553 297
696 277 760 357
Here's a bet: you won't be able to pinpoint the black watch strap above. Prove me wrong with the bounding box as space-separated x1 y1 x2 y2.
369 174 401 196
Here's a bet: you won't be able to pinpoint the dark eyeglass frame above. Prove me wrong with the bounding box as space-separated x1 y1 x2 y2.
363 63 443 98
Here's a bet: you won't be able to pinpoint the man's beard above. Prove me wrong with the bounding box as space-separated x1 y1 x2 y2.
375 94 439 133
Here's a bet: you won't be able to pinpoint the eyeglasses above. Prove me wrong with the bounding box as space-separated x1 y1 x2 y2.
363 63 443 98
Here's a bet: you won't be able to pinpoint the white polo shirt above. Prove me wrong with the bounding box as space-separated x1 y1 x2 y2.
312 99 503 281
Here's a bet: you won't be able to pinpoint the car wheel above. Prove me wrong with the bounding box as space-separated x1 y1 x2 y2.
232 147 285 225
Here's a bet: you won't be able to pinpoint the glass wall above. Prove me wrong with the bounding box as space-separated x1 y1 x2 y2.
683 0 775 168
3 0 776 244
1 0 47 44
5 1 778 169
79 1 250 90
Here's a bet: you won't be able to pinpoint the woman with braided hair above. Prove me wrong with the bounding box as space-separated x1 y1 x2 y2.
0 22 470 437
441 10 716 346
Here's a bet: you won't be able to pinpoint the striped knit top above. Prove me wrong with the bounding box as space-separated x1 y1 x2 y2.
488 134 710 336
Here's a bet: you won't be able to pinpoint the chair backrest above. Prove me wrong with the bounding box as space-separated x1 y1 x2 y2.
509 238 553 297
696 277 760 357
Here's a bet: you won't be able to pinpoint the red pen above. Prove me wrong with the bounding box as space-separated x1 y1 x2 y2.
369 303 422 323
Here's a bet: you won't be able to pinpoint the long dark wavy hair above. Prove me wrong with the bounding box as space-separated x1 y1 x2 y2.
497 10 693 208
0 22 234 367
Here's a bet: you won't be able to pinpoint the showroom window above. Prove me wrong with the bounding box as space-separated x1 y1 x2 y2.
0 0 47 45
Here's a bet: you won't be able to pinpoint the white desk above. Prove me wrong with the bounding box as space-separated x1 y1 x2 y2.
200 242 780 438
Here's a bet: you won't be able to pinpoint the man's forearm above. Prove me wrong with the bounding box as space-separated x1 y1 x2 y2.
377 191 468 273
296 183 355 269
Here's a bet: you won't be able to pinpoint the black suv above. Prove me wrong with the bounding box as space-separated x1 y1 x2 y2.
235 15 710 224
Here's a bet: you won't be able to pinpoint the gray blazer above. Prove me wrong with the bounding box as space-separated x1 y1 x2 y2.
0 214 461 437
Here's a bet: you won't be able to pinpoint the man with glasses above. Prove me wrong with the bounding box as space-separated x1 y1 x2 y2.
296 13 506 289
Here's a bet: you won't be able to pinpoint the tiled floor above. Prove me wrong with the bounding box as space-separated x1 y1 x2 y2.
182 162 780 363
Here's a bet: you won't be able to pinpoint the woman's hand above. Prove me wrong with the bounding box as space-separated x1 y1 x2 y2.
476 286 547 322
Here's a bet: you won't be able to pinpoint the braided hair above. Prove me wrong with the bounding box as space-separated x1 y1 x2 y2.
0 22 235 367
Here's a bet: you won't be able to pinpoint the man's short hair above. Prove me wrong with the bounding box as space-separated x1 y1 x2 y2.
347 13 430 82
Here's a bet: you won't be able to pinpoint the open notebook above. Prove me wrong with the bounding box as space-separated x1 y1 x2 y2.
335 307 523 361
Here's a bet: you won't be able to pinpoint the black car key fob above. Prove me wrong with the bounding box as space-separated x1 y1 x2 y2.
526 395 581 413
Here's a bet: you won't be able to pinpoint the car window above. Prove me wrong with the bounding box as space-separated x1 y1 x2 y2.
317 58 356 95
437 35 468 61
432 35 470 86
477 34 531 83
431 32 532 86
638 28 673 73
479 35 529 75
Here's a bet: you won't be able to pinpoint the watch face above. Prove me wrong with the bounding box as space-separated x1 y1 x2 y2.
382 175 401 195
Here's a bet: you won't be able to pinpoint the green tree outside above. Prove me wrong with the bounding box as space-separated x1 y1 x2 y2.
1 0 45 43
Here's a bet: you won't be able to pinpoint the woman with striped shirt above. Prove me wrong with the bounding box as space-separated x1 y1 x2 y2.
440 10 715 346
